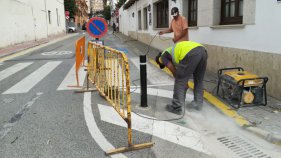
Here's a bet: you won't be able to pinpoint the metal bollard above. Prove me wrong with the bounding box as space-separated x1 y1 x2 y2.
140 55 147 107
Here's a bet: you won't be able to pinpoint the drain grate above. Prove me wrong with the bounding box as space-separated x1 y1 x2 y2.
217 136 271 158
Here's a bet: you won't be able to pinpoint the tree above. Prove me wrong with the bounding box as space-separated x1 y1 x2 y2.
116 0 126 9
64 0 77 18
103 0 107 6
103 5 111 20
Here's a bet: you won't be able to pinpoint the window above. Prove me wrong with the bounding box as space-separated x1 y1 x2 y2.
143 7 148 30
221 0 243 25
188 0 198 27
138 10 142 30
155 0 169 28
48 10 51 24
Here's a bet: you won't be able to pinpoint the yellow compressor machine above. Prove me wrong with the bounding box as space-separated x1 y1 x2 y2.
216 67 268 109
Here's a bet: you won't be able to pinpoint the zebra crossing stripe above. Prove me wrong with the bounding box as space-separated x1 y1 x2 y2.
0 62 33 82
57 62 87 91
3 61 62 94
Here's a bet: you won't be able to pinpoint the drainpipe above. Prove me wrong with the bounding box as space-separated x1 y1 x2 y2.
136 1 138 40
44 0 49 37
31 7 37 41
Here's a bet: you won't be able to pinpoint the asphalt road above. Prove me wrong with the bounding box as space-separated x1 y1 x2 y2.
0 32 281 158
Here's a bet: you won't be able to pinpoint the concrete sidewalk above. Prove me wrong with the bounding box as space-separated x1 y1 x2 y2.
113 32 281 144
0 33 78 59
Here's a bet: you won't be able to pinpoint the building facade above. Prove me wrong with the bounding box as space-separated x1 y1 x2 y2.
74 0 88 27
92 0 104 13
0 0 66 48
86 0 91 15
109 0 118 25
119 0 281 99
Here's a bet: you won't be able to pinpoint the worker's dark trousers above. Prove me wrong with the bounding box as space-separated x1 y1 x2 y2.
172 46 208 109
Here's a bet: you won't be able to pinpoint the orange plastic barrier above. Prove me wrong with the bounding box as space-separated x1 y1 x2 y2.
69 36 85 88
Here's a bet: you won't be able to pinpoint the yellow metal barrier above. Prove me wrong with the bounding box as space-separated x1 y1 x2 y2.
87 41 153 155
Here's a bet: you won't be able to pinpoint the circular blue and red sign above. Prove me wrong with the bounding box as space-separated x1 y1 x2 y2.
86 17 108 38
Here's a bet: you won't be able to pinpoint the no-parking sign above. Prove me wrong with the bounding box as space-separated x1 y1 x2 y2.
86 17 108 38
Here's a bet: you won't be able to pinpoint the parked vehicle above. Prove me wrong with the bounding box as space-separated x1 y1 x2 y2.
67 22 76 33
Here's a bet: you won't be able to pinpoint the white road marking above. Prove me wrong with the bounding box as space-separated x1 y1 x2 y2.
83 92 127 158
57 62 87 90
41 51 73 56
98 104 210 154
134 87 194 101
3 61 62 94
0 62 32 82
131 83 175 88
129 57 174 84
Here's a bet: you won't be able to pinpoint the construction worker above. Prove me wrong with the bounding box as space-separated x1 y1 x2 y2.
155 41 208 114
159 7 188 43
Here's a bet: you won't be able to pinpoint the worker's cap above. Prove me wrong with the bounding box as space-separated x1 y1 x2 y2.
155 52 165 69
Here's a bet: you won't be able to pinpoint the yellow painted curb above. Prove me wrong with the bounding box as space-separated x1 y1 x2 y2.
149 58 250 127
0 49 33 62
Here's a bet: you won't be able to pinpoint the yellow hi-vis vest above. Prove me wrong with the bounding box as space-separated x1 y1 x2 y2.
163 41 203 64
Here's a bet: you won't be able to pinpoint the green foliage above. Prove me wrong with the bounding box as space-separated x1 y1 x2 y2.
103 5 111 20
116 0 126 9
103 0 107 6
64 0 77 17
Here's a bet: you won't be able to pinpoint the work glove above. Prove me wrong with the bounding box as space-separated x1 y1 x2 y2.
155 52 165 69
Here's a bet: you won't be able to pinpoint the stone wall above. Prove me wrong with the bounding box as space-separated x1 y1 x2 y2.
128 31 281 100
205 44 281 99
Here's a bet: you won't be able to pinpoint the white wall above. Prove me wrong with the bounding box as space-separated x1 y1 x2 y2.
45 0 66 35
0 0 66 48
87 0 91 14
119 0 281 54
191 0 281 54
119 8 129 35
119 0 175 38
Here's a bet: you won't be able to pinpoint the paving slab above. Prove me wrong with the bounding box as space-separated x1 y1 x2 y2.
113 32 281 144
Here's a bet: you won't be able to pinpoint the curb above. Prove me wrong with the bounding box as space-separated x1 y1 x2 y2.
109 32 281 145
0 33 79 62
149 58 248 125
112 33 135 43
246 127 281 144
148 58 281 145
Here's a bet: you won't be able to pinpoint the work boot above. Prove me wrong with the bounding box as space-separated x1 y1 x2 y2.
187 101 203 111
166 104 182 115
